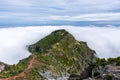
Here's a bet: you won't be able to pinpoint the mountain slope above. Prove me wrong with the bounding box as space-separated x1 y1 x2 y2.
28 29 96 79
0 29 96 80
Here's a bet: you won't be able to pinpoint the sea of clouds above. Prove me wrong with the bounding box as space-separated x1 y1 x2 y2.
0 26 120 64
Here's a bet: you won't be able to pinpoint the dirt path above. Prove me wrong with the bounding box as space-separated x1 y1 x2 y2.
28 57 35 69
0 56 40 80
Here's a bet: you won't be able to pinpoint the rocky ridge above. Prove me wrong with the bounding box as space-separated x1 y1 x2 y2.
0 29 96 80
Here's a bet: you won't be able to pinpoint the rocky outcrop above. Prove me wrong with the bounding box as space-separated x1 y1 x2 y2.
80 65 93 79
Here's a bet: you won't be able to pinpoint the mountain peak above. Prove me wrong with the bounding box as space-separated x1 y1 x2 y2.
0 29 96 80
52 29 68 34
51 29 69 36
29 29 75 53
28 29 96 79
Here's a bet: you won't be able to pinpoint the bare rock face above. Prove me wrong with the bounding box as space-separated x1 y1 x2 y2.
80 65 93 79
0 64 5 72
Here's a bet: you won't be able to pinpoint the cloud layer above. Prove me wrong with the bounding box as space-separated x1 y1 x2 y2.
1 0 120 24
50 13 120 21
0 26 120 64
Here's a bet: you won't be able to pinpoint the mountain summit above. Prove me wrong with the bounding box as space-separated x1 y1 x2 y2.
28 29 96 79
0 29 96 80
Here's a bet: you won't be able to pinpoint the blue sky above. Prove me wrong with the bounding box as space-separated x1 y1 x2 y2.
1 0 120 26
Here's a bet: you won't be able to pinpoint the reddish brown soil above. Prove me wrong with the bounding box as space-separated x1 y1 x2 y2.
0 56 41 80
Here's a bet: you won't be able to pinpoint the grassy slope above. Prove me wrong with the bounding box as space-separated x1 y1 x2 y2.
0 29 96 79
0 57 29 78
29 29 96 78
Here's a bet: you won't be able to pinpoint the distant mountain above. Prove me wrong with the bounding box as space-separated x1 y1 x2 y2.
0 29 96 80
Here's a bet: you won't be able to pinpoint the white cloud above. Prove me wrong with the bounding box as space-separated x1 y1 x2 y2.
1 0 120 22
1 0 32 7
50 13 120 21
0 26 120 64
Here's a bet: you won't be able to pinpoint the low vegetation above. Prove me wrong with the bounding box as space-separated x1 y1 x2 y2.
0 57 29 78
0 29 96 79
93 56 120 68
105 74 112 80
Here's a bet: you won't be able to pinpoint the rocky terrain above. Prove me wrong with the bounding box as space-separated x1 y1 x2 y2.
0 29 96 80
89 57 120 80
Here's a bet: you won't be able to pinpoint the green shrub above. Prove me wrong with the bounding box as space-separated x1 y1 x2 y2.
94 71 100 77
0 57 29 78
105 74 112 80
